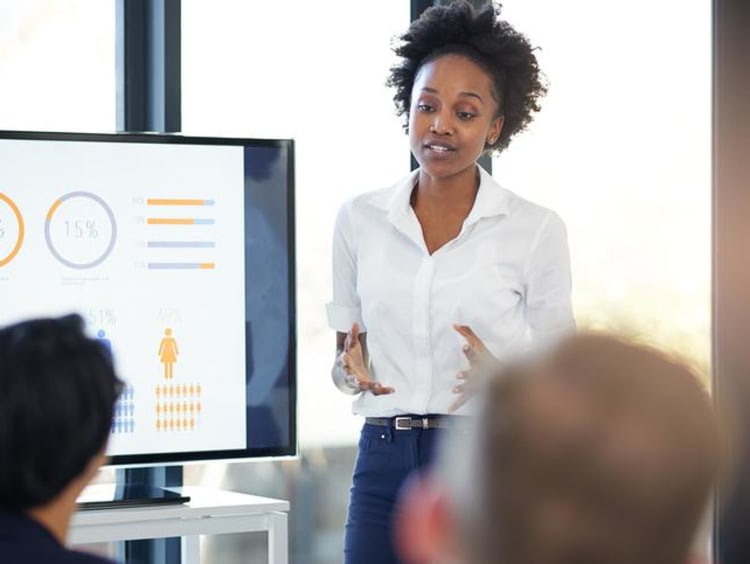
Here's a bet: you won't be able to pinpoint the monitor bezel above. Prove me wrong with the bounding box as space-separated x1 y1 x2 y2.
0 129 298 466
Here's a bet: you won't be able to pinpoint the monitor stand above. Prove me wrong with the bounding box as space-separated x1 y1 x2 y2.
77 483 190 510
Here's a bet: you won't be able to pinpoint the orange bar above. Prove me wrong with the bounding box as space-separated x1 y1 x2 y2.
147 199 208 206
147 218 194 225
199 263 215 269
46 198 63 220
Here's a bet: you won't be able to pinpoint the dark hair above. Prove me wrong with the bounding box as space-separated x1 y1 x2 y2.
0 314 122 510
387 1 547 153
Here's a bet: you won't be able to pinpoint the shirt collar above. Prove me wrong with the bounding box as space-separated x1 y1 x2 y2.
383 165 511 225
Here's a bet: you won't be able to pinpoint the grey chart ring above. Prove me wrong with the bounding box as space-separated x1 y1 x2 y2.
45 191 117 269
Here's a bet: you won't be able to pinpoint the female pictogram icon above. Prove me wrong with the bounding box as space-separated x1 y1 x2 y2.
158 327 179 379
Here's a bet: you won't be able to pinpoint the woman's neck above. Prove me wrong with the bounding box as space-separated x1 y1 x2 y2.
413 165 479 216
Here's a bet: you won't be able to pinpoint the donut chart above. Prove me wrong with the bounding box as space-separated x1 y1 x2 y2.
45 191 117 269
0 193 24 268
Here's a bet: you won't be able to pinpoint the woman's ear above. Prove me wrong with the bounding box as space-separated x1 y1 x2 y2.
487 115 505 146
394 470 458 564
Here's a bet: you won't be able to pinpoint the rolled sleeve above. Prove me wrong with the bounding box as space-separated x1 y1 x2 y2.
328 200 367 333
524 211 575 347
326 303 365 333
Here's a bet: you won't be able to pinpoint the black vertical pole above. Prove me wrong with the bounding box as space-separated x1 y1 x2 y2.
116 0 181 133
115 1 182 562
714 0 750 562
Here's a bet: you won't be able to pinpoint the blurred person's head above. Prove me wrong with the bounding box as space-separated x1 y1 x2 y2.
0 314 122 540
396 333 720 564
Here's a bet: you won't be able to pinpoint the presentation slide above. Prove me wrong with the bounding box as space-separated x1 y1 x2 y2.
0 138 247 456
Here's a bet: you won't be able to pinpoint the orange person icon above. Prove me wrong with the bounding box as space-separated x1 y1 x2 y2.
158 328 179 380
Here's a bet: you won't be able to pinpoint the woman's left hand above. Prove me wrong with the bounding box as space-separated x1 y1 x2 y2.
449 324 499 412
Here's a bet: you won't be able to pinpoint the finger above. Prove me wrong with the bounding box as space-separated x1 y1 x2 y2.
356 378 382 392
462 344 480 365
453 323 478 340
456 370 470 380
452 383 466 394
371 383 396 395
344 372 359 388
453 323 471 339
448 395 467 413
453 324 487 352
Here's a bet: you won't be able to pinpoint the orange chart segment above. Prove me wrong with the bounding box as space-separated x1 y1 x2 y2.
0 193 25 268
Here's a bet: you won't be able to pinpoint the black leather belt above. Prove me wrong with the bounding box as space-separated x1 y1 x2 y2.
365 415 453 430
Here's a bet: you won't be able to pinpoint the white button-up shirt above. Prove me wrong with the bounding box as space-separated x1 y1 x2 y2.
326 166 574 416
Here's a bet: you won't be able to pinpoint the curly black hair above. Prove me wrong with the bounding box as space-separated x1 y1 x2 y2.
387 1 547 153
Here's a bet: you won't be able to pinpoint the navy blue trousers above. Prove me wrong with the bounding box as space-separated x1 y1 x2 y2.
344 421 443 564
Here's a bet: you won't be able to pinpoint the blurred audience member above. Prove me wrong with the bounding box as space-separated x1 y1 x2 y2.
396 333 721 564
0 315 122 563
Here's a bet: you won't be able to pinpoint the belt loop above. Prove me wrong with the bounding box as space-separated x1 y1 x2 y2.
385 423 394 442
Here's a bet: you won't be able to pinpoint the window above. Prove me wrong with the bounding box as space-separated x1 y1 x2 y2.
494 0 711 382
183 0 410 447
0 0 115 132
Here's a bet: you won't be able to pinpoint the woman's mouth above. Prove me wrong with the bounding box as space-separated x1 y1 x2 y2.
423 141 457 157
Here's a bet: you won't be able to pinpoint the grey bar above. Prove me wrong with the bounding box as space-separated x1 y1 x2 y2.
147 241 215 248
147 263 208 270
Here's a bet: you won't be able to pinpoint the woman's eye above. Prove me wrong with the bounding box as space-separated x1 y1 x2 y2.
457 111 476 120
417 103 433 112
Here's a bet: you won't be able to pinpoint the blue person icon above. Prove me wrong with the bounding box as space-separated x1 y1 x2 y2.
96 329 112 353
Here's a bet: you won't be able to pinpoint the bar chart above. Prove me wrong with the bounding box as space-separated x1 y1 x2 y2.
145 198 217 271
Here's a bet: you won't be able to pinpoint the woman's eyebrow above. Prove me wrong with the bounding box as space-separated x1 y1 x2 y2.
420 86 484 104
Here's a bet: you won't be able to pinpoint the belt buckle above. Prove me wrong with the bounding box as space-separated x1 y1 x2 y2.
395 417 411 430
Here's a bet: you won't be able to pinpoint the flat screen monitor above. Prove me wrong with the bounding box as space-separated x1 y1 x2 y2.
0 130 296 466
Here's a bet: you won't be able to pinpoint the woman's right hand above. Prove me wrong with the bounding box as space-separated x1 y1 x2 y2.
338 323 394 395
449 324 499 412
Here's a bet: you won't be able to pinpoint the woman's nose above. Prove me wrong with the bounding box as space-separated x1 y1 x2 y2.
430 110 454 135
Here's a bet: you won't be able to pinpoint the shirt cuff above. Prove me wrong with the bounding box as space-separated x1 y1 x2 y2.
326 302 367 332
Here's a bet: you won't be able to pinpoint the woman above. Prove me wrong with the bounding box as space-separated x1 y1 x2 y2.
326 2 575 562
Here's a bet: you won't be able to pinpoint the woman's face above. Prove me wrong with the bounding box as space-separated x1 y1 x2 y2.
409 54 504 182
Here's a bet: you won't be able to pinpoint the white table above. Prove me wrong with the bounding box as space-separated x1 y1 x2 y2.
69 486 289 564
